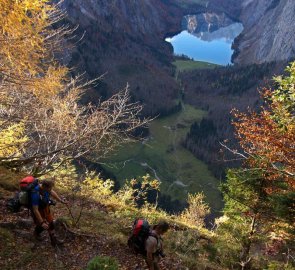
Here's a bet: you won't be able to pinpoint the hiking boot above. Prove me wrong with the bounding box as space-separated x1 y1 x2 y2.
34 231 43 241
50 234 64 247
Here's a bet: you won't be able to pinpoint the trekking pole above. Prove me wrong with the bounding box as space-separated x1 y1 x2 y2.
64 201 84 227
64 203 75 222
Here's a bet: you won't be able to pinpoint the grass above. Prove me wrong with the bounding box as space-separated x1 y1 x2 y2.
174 0 209 9
173 60 219 72
72 200 215 270
86 256 119 270
66 202 215 270
0 228 40 270
101 104 223 212
0 167 24 191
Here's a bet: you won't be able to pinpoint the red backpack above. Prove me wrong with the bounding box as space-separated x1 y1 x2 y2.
6 176 38 212
18 176 39 207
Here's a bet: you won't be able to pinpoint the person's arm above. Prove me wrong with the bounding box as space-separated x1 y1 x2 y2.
32 205 49 229
50 190 66 204
145 237 157 270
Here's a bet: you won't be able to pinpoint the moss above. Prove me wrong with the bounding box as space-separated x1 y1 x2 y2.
86 256 119 270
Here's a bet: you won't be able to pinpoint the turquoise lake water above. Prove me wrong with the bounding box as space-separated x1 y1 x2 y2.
166 23 244 65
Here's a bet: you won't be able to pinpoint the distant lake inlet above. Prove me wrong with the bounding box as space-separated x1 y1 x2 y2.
166 22 244 65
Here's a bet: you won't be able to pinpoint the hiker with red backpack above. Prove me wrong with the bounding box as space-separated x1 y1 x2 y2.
20 176 67 246
128 219 169 270
145 221 169 270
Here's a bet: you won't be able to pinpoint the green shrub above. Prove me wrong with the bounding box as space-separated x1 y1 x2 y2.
86 256 119 270
266 261 295 270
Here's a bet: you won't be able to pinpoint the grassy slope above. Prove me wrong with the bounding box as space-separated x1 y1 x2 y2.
101 105 222 212
0 168 289 270
173 0 209 8
0 166 213 270
0 171 215 270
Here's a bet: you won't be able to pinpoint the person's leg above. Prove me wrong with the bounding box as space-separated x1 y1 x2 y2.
31 209 44 240
153 255 161 270
153 262 160 270
44 206 63 246
145 256 160 270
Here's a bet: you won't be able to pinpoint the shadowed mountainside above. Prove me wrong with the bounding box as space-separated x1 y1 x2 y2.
59 0 295 116
59 0 205 116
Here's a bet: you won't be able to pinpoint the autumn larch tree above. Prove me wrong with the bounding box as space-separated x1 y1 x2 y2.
0 0 149 175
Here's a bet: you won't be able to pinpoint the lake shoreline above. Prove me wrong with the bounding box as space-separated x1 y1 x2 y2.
166 20 243 65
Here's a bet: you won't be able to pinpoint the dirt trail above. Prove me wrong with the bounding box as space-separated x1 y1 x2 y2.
0 192 181 270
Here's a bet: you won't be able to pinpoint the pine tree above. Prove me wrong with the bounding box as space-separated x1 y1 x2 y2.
216 62 295 270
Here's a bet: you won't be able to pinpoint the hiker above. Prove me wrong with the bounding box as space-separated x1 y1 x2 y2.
31 178 67 246
145 221 169 270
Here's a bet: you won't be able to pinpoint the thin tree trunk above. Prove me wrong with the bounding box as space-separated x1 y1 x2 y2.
239 215 256 270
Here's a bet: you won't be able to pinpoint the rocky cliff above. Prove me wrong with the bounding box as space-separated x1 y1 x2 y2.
183 12 235 33
232 0 295 64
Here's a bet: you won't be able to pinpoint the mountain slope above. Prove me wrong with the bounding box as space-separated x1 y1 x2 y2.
59 0 205 115
232 0 295 64
208 0 295 64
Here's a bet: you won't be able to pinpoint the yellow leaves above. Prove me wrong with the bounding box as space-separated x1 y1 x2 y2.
31 65 69 99
140 174 160 191
49 163 115 202
22 0 49 12
82 174 114 199
0 0 147 175
0 0 56 79
180 192 210 228
0 121 28 157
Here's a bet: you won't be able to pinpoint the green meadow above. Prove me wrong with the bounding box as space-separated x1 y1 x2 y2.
174 0 209 9
173 60 219 72
101 104 222 212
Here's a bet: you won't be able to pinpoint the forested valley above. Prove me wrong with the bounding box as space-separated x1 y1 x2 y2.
180 61 288 178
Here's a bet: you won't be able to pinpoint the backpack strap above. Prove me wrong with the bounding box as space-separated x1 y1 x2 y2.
149 232 159 242
148 232 163 254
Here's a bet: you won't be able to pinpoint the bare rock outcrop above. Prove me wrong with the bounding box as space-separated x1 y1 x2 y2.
233 0 295 64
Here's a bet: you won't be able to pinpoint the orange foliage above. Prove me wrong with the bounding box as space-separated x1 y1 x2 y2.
232 89 295 194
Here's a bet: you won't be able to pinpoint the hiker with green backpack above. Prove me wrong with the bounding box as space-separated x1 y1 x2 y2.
19 176 67 246
128 219 169 270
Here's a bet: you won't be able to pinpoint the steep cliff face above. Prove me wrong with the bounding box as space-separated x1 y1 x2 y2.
62 0 179 41
232 0 295 64
208 0 295 64
183 12 235 33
